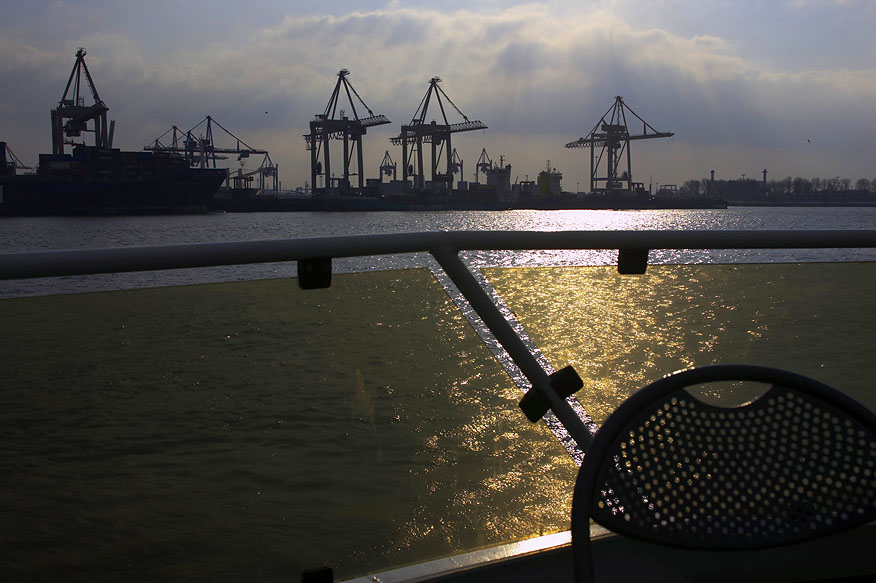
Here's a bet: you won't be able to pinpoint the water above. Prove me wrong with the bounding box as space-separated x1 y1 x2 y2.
1 270 578 580
1 207 874 580
3 207 875 253
2 206 875 298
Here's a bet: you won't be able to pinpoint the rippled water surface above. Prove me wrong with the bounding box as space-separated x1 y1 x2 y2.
1 208 874 580
0 271 577 580
2 207 875 297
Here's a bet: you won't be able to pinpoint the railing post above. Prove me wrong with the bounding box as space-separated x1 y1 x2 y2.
432 245 595 450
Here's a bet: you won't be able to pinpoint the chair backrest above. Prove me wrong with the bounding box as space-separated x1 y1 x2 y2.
571 365 876 582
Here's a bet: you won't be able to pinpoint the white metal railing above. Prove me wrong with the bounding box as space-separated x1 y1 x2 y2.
3 229 875 451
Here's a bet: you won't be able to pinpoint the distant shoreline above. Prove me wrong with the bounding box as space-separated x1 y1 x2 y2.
726 201 876 207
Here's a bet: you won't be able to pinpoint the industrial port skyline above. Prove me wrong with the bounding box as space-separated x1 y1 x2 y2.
1 1 874 191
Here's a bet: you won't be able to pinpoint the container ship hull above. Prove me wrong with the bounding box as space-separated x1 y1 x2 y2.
0 144 227 216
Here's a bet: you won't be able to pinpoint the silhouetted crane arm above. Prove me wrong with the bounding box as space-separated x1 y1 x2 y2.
357 115 391 128
566 131 674 148
629 131 674 140
450 120 488 133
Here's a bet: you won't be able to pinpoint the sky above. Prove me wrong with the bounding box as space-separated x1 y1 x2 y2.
1 0 874 190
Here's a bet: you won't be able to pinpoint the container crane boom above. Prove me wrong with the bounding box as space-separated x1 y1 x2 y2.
144 116 268 170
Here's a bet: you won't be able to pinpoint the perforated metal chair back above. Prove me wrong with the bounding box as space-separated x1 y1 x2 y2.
570 365 876 583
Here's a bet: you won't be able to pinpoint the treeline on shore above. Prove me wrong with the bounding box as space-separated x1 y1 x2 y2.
674 176 876 202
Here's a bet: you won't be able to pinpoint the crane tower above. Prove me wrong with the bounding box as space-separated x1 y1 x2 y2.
305 70 390 192
566 96 673 194
379 150 397 182
51 48 114 155
450 148 463 183
391 77 486 192
475 148 493 183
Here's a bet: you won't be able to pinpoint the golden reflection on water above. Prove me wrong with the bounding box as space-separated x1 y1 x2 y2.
0 269 581 579
485 263 876 423
3 263 873 579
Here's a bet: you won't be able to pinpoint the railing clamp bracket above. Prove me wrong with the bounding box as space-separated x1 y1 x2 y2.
298 257 332 289
519 365 584 422
618 248 649 274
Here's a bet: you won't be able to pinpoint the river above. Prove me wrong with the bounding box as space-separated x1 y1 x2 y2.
0 207 874 580
1 206 875 298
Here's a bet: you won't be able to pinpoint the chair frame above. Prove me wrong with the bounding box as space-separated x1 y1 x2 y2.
570 364 876 583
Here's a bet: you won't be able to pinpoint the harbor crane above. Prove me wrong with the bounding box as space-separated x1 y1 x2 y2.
566 96 673 194
145 116 268 170
51 47 114 155
390 77 487 192
305 69 391 192
475 148 493 183
379 150 397 182
450 148 463 183
0 143 34 174
145 125 187 155
229 153 279 193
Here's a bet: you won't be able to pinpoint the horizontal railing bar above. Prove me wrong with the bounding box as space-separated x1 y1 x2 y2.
1 230 875 280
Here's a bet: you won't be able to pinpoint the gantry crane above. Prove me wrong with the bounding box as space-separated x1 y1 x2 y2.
0 143 33 175
379 150 397 182
475 148 493 183
229 153 279 193
390 77 487 192
146 125 187 154
305 69 390 192
450 148 463 183
51 47 114 155
145 116 268 170
566 96 673 194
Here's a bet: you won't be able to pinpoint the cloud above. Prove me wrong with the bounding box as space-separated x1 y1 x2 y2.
2 3 874 187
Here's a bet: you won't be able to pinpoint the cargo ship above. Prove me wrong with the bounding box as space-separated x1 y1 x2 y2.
0 48 227 217
0 142 227 216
